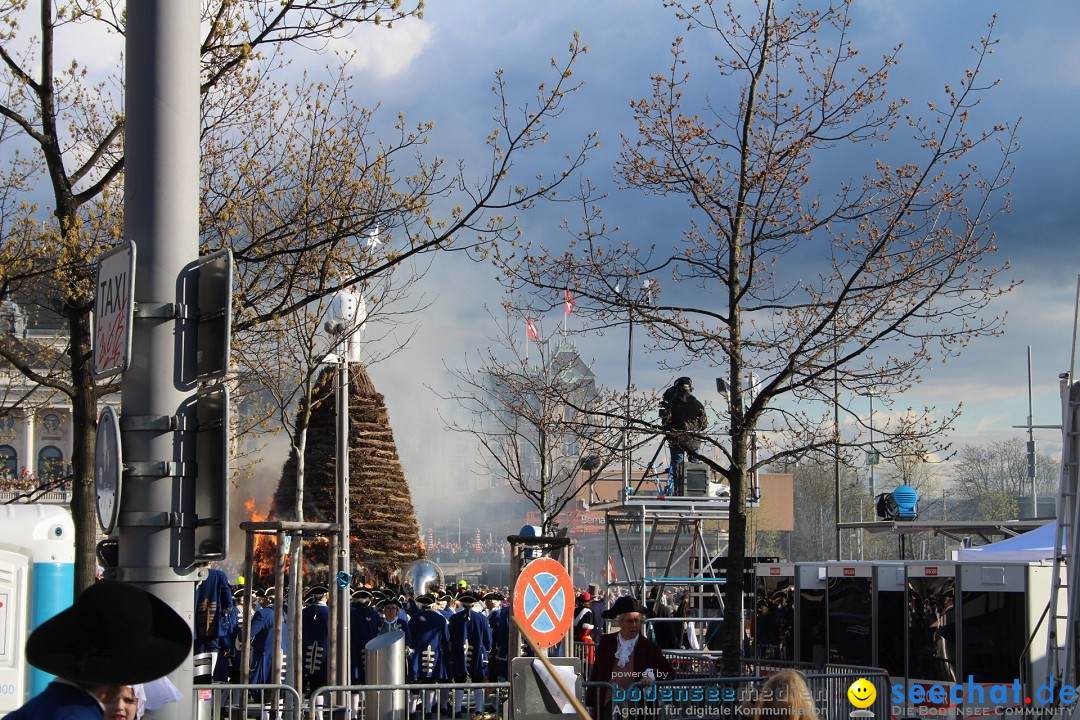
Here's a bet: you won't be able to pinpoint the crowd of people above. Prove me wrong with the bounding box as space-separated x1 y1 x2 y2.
194 569 517 719
10 571 823 719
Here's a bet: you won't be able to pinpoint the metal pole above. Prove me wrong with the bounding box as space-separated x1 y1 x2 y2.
868 394 876 496
337 356 352 689
122 4 200 719
834 356 841 561
1027 345 1038 512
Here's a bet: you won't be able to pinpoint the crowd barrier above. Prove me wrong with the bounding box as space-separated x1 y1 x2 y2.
195 667 888 720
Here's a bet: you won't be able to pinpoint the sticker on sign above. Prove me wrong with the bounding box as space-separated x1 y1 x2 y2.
93 241 136 380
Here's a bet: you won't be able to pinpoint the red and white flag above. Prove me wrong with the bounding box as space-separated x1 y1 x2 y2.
606 556 617 582
564 289 576 315
526 317 540 341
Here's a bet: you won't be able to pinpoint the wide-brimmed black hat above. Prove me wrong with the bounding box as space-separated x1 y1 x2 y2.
26 580 192 685
601 595 652 620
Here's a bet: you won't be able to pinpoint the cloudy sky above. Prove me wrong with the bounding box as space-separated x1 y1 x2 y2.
310 0 1079 508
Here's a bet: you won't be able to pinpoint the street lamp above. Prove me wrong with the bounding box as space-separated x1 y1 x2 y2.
322 286 367 688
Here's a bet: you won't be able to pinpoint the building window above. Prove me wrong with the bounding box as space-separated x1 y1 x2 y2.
37 445 65 482
0 445 16 482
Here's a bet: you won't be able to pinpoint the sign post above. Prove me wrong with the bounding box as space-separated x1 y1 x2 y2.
512 556 574 650
92 240 136 381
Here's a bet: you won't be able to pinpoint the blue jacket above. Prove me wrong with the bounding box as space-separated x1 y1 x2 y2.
301 603 330 684
350 604 384 682
5 681 104 720
448 607 492 678
409 608 450 681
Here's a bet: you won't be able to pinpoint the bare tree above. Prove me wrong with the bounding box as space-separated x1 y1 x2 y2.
0 2 593 588
951 437 1058 520
496 1 1017 673
440 310 625 534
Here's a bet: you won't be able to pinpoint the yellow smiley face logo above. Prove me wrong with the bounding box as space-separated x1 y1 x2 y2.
847 678 877 709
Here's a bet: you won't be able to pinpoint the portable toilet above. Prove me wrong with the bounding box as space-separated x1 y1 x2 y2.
752 562 794 660
793 563 828 666
0 504 75 712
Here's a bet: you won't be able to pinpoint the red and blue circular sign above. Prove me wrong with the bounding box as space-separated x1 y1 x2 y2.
512 557 574 648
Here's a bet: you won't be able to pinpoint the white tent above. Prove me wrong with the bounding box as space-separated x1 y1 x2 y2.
955 521 1063 562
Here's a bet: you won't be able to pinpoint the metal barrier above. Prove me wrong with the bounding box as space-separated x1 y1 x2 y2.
194 669 889 720
309 681 511 720
192 683 304 720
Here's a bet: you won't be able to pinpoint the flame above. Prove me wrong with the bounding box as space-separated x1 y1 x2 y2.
245 498 278 586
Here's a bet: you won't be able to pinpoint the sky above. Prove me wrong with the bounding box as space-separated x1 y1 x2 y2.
302 0 1080 513
38 2 1080 520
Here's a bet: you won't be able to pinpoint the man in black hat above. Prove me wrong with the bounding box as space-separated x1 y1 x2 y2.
482 593 508 683
301 586 330 693
448 595 491 718
6 580 191 719
659 377 706 496
587 596 674 720
351 589 384 684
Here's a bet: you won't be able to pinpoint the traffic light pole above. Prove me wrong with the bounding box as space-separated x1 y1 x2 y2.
120 4 201 719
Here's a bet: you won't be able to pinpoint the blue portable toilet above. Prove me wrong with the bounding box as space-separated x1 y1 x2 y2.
0 504 75 710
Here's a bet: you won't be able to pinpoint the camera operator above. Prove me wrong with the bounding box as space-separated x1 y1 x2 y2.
659 377 706 496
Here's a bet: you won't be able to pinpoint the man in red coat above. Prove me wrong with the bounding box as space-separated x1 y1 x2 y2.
588 596 675 719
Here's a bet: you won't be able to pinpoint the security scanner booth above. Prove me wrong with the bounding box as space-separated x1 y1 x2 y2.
873 562 906 677
903 561 958 716
823 560 904 672
793 563 828 666
0 504 75 713
953 561 1055 713
824 562 879 668
752 562 794 660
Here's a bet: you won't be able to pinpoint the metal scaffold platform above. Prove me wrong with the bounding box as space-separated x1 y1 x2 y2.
601 495 732 612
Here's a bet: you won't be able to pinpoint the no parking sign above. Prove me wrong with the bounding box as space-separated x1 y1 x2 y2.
512 557 574 648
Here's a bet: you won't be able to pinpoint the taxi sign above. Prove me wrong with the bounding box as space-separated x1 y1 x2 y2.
512 556 574 648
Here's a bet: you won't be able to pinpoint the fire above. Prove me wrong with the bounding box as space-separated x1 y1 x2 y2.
245 498 278 587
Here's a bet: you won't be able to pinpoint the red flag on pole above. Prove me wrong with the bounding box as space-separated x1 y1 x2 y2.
526 317 540 341
564 289 576 315
606 556 617 582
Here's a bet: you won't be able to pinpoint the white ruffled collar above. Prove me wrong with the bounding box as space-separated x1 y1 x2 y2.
615 633 639 667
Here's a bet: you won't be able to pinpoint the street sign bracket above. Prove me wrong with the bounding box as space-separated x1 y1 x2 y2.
123 461 196 478
133 301 191 320
119 414 193 432
118 511 194 528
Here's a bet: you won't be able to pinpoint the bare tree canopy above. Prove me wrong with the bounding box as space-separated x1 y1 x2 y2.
494 0 1016 673
0 2 593 588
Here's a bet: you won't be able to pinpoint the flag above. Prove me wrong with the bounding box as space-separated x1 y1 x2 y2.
564 289 576 315
606 556 617 583
526 317 540 341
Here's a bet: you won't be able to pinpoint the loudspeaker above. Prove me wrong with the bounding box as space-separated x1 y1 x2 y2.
685 462 709 496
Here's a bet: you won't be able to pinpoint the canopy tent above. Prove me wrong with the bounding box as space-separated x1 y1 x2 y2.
955 521 1063 562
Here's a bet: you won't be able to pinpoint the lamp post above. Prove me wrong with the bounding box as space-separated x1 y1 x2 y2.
323 287 366 689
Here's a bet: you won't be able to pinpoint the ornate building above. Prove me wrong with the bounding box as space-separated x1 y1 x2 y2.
0 297 78 492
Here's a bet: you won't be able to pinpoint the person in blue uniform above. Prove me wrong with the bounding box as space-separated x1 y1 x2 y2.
248 588 286 685
409 594 451 716
484 593 509 683
351 589 384 684
194 565 236 682
6 580 191 720
301 586 331 693
448 594 492 718
217 587 246 683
